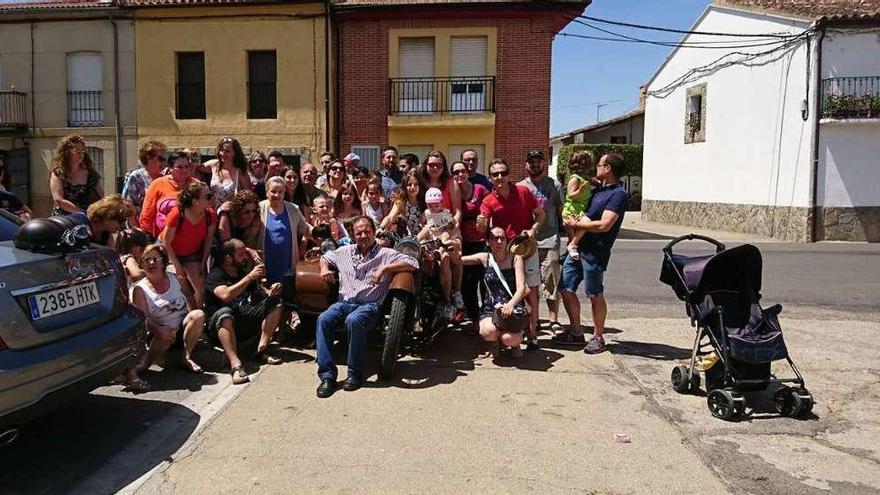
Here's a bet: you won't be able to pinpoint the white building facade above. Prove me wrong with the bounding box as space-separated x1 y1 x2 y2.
642 1 880 241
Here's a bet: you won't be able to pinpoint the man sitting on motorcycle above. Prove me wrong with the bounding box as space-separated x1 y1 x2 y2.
316 216 418 398
418 187 463 321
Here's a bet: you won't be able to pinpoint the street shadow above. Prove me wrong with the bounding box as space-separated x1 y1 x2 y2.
618 228 674 240
364 329 482 389
539 326 623 351
609 339 692 360
0 394 198 494
491 348 564 371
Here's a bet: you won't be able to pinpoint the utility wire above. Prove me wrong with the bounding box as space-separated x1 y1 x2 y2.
557 30 804 50
578 14 800 39
572 18 806 49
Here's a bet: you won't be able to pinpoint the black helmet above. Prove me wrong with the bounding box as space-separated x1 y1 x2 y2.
14 215 91 253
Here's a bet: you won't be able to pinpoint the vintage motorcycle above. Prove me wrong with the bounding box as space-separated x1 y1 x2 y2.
292 236 453 379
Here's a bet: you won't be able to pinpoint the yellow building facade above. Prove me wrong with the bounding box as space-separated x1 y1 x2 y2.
133 3 329 164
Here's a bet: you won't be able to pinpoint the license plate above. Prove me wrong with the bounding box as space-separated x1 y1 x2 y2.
27 282 100 320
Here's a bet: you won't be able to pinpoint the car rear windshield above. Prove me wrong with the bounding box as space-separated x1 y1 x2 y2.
0 210 23 242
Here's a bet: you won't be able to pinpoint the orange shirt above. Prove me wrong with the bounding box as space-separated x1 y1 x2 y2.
139 175 194 236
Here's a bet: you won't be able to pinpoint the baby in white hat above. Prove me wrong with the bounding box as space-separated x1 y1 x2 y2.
418 187 464 317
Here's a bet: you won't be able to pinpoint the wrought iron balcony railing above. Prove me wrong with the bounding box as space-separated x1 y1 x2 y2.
389 76 496 115
0 90 28 131
67 90 104 127
821 76 880 119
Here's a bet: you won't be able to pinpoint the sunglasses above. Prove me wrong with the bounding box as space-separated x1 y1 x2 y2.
491 170 509 178
142 256 163 264
329 166 345 172
251 159 265 164
427 162 444 168
489 235 506 242
452 169 468 176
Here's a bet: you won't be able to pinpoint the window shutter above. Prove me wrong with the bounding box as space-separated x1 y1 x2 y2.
67 53 102 92
351 146 380 171
450 37 487 77
399 38 434 78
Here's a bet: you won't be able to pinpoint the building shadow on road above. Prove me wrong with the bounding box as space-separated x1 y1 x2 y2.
0 394 199 494
608 339 692 360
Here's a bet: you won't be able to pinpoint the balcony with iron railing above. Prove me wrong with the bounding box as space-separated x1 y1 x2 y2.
821 76 880 120
389 76 496 115
0 90 28 133
67 90 104 127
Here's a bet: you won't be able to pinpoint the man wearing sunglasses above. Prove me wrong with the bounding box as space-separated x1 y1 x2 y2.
479 158 545 351
555 153 629 355
123 140 167 225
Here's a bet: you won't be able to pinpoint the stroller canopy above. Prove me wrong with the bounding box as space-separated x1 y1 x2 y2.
662 244 763 303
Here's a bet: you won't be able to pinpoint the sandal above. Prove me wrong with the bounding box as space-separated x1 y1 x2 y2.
124 377 151 394
230 365 250 385
255 348 282 365
181 358 203 374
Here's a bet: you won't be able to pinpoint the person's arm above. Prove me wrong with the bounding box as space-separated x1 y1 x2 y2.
501 255 530 316
201 219 215 272
447 179 461 226
459 252 487 266
379 202 401 231
213 264 264 303
140 182 159 235
371 258 417 284
567 176 587 199
565 210 620 234
163 223 186 278
238 170 253 191
528 205 545 238
124 256 145 282
319 256 337 283
49 173 81 214
218 213 233 242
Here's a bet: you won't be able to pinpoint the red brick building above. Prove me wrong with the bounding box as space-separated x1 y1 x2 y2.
333 0 587 180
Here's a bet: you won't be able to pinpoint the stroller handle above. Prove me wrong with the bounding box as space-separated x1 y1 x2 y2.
662 234 726 254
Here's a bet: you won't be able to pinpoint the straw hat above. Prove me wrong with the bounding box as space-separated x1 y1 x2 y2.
508 232 537 258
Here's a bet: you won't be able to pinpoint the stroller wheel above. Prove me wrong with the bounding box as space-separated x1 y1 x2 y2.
774 386 804 417
671 365 700 394
707 389 738 420
796 388 814 415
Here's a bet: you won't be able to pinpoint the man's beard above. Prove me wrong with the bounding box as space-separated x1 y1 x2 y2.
528 166 543 178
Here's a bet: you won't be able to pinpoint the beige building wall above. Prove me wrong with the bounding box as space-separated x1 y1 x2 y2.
134 4 328 163
0 16 138 215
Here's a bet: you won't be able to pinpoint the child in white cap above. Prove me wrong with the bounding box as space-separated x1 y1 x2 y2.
418 187 464 320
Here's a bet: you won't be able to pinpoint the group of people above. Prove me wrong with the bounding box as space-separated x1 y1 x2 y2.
1 133 630 398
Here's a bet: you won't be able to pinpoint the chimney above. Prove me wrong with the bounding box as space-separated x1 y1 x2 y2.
639 85 647 110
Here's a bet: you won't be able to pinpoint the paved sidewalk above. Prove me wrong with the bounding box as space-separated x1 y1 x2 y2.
135 303 880 494
619 211 779 243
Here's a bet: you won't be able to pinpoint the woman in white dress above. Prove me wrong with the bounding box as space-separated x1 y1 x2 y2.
203 137 252 209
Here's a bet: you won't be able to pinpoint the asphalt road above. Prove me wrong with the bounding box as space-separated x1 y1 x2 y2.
606 238 880 318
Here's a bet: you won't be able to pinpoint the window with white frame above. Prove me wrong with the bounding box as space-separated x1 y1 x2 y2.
67 52 104 126
351 145 380 171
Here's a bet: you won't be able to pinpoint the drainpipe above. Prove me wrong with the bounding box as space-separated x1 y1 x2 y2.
30 22 35 134
111 14 125 186
809 23 826 242
323 0 331 153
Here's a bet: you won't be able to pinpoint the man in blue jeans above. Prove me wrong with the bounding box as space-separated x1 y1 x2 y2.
316 216 418 397
553 153 629 354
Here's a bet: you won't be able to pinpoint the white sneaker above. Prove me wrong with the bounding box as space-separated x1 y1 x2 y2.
451 291 465 309
567 244 580 260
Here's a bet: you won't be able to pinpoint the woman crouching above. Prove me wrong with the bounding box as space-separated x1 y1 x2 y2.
461 226 530 358
126 244 206 392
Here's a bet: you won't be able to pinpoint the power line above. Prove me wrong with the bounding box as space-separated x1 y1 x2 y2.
557 30 803 50
571 18 805 49
578 14 800 39
552 98 635 110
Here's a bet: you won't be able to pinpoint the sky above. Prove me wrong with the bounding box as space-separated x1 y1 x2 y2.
550 0 712 136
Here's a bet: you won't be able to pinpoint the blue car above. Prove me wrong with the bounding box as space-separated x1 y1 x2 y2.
0 210 144 445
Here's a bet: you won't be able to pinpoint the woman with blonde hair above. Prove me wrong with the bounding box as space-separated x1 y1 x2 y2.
49 134 104 215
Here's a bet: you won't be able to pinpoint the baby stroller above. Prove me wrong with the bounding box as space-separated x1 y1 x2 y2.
659 234 813 420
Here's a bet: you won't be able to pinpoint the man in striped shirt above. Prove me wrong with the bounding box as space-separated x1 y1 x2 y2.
316 216 418 398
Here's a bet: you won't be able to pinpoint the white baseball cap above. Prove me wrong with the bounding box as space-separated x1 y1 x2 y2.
425 187 443 204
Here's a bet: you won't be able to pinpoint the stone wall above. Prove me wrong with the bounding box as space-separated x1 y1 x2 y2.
818 207 880 242
643 200 880 242
642 200 813 242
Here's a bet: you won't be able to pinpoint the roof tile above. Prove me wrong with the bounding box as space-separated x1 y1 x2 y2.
716 0 880 20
